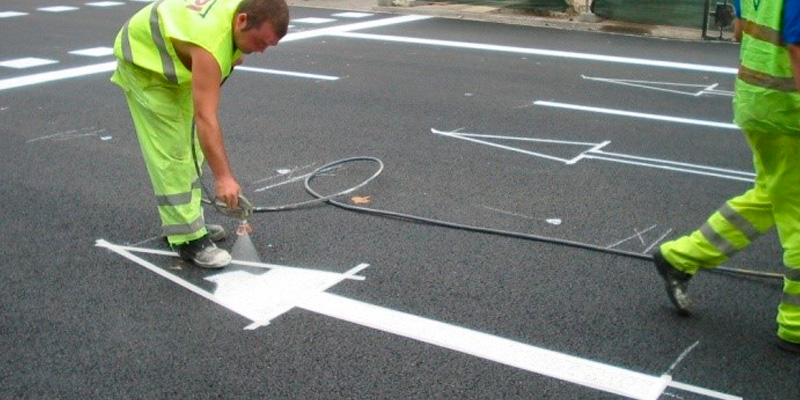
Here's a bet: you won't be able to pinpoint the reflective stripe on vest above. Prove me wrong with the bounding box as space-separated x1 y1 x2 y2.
786 267 800 282
741 18 783 46
120 0 177 84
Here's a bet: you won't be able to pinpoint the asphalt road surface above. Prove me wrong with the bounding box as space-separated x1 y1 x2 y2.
2 1 798 399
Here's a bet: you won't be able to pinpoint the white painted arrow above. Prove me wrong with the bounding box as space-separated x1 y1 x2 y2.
97 239 742 400
582 75 734 97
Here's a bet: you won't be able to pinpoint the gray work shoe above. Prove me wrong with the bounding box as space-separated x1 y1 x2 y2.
653 250 692 316
175 234 231 269
206 224 227 242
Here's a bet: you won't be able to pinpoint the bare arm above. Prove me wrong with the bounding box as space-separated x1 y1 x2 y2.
179 42 241 209
789 44 800 91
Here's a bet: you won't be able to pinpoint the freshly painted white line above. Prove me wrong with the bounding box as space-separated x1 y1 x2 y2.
234 65 339 80
293 17 336 24
85 1 124 6
590 149 755 177
38 6 79 12
0 11 28 18
331 32 738 74
431 128 573 163
583 154 754 182
69 47 114 57
281 15 431 42
301 292 670 400
333 12 373 18
0 58 59 69
535 101 740 130
0 61 116 91
0 15 428 91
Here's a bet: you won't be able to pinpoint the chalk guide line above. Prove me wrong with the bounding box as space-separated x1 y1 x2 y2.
431 128 754 183
581 75 734 97
97 238 741 400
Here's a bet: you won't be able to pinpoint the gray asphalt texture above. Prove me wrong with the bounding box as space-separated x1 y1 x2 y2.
2 1 798 399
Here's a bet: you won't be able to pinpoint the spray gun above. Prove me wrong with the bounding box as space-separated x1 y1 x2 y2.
213 194 254 236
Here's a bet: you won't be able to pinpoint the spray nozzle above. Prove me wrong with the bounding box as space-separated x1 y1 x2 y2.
213 194 254 221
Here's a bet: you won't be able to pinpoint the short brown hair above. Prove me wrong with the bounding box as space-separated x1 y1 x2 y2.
237 0 289 38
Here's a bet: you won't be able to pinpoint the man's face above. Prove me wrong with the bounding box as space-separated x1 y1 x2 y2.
232 13 280 54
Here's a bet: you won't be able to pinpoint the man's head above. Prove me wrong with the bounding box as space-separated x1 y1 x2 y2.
232 0 289 54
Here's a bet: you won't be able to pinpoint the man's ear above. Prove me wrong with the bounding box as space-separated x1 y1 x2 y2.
234 13 248 30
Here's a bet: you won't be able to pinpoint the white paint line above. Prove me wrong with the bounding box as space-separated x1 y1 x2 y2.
95 239 237 310
103 241 365 279
566 140 610 165
293 17 337 24
69 47 114 57
38 6 79 12
301 292 669 400
0 58 59 69
332 12 373 18
234 65 338 80
0 11 28 18
534 101 740 130
431 128 572 163
331 32 738 74
0 61 116 91
281 15 431 42
0 16 427 92
457 132 598 146
589 150 755 177
667 381 742 400
583 154 754 182
85 1 124 6
581 75 734 97
252 162 317 185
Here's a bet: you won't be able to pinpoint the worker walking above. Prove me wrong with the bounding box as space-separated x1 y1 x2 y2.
111 0 289 268
653 0 800 353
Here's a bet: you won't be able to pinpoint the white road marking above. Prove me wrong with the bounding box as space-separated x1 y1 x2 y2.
0 57 59 69
330 32 738 74
69 47 114 57
234 65 339 80
432 128 755 182
38 6 80 12
0 11 28 18
85 1 125 7
0 61 116 91
332 12 373 18
581 75 735 97
293 17 337 24
534 101 740 130
97 239 742 400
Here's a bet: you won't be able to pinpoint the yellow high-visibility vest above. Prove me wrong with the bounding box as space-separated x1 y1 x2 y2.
734 0 800 135
113 0 244 85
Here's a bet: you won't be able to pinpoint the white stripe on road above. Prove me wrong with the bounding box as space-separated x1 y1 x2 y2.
234 65 339 80
534 101 740 130
330 32 738 74
0 61 117 91
0 15 428 92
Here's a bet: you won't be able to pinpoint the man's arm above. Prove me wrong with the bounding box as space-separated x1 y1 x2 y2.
789 44 800 91
180 42 241 209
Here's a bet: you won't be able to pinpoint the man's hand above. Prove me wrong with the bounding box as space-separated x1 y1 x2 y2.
215 176 242 210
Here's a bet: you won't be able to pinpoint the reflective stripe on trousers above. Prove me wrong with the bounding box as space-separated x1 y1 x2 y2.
660 129 800 342
114 61 207 245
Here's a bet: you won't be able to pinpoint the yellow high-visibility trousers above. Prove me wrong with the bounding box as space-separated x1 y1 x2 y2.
660 130 800 344
112 61 208 245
